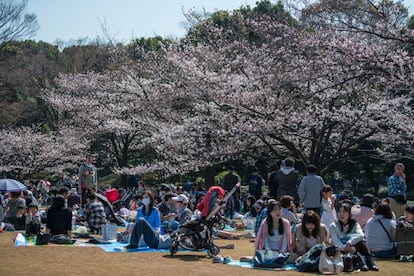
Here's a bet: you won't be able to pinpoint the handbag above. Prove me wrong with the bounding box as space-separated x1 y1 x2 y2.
35 232 51 245
50 234 73 244
342 253 354 272
253 249 289 268
319 246 344 274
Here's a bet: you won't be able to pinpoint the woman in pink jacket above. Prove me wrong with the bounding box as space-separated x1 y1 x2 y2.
255 199 292 253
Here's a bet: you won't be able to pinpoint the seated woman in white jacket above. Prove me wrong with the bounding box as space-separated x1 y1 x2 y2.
365 201 397 258
329 202 378 271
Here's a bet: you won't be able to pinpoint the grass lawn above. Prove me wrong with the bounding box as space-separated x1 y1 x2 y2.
1 231 413 275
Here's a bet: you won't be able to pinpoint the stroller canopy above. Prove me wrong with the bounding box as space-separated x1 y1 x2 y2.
197 186 225 218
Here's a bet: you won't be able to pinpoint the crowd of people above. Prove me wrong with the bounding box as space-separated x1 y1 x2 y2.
0 155 413 270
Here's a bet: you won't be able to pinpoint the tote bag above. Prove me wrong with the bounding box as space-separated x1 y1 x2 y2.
318 246 344 274
101 224 118 241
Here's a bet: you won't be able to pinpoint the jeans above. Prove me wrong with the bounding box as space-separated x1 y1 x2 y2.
129 218 159 248
162 220 179 232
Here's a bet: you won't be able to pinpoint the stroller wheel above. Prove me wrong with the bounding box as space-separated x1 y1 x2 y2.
170 243 178 256
207 245 220 257
178 236 198 251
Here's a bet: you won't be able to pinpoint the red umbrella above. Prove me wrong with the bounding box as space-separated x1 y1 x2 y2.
39 180 51 186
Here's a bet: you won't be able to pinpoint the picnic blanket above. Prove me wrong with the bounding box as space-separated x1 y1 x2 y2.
13 233 194 253
226 260 297 271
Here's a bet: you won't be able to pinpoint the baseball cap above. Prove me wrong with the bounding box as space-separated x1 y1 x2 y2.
172 194 188 204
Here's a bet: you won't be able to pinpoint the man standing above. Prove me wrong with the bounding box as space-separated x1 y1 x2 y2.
78 154 98 206
298 164 325 216
58 172 73 189
388 162 407 219
223 166 240 216
247 167 264 201
272 158 300 201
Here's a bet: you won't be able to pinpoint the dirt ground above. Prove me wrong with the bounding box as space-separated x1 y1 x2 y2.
1 231 413 276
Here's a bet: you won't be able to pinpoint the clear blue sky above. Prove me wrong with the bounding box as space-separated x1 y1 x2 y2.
26 0 258 44
27 0 414 45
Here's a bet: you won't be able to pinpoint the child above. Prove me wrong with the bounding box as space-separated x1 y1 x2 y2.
402 205 414 222
320 185 337 228
26 203 41 235
280 195 300 230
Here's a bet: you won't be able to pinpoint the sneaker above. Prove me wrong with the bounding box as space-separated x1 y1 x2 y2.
212 255 224 263
223 256 232 264
244 232 256 238
399 255 410 262
125 244 138 249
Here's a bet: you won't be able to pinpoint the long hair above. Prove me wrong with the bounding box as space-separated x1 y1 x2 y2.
320 185 333 202
244 195 256 212
301 210 321 238
266 200 284 236
336 203 356 234
141 190 154 215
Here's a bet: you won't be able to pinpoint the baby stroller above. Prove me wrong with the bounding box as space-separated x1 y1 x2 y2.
170 183 239 257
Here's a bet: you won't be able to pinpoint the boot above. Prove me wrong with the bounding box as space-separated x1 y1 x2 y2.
343 253 354 272
353 252 368 271
365 254 379 271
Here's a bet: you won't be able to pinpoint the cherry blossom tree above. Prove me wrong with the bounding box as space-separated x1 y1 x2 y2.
144 11 414 174
0 125 87 180
43 67 163 183
43 1 414 179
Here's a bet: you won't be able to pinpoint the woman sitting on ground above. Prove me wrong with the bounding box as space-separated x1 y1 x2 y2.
292 210 330 258
125 191 193 249
46 195 72 238
255 199 292 253
330 202 378 271
365 201 396 258
243 195 258 217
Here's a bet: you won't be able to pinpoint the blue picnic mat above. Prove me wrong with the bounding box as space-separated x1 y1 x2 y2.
14 233 200 253
226 260 297 271
97 242 172 253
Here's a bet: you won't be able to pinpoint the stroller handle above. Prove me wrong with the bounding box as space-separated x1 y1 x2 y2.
204 183 240 221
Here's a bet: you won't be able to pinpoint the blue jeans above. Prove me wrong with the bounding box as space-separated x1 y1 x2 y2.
129 218 159 248
162 220 179 232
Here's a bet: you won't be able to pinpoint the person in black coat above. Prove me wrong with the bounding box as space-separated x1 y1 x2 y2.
46 195 72 238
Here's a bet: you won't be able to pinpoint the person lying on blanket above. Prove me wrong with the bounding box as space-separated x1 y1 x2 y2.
125 191 192 249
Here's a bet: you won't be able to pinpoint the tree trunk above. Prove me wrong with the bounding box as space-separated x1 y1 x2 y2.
205 166 215 187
